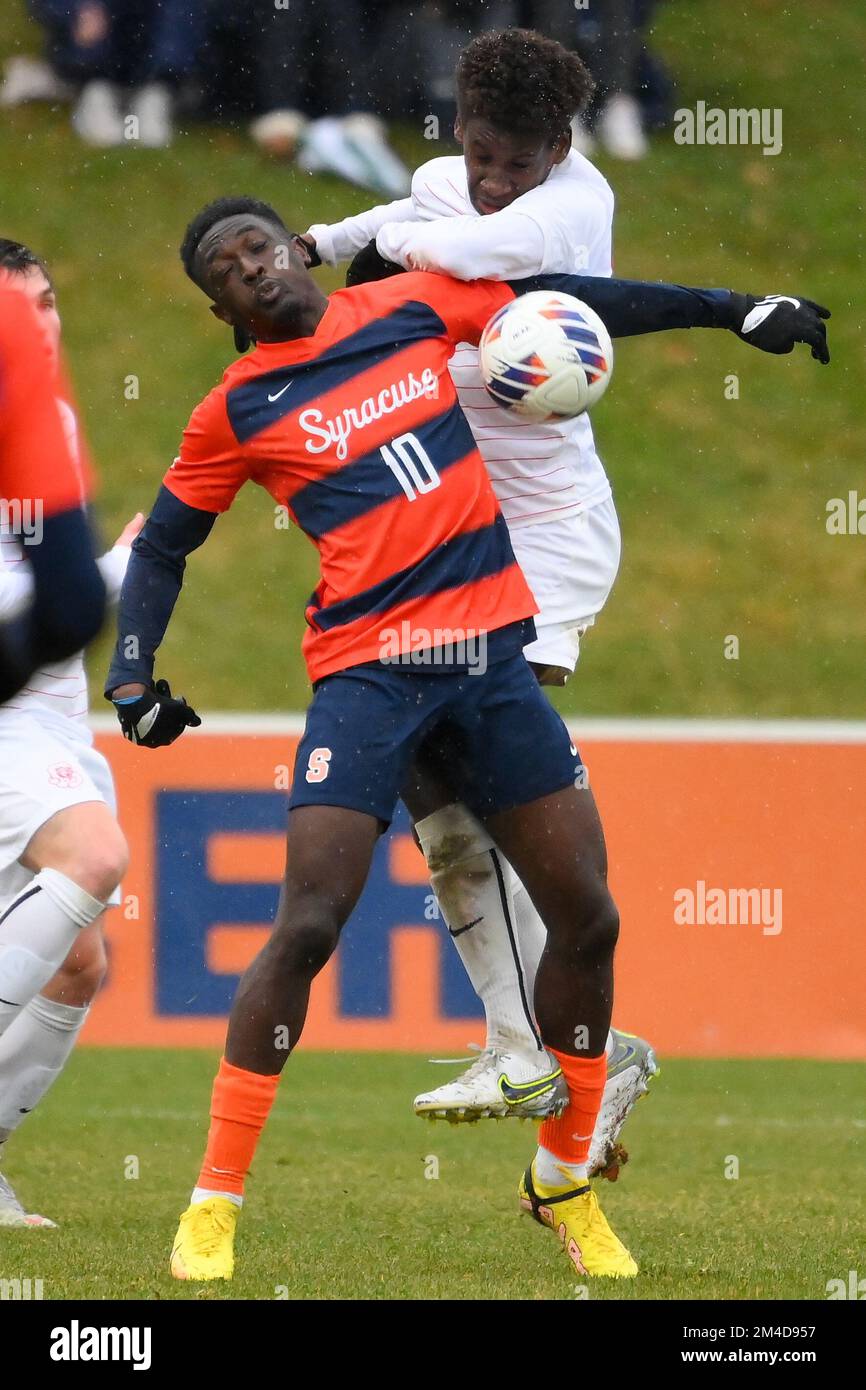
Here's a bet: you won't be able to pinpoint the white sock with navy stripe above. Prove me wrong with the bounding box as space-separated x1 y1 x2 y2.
0 870 105 1038
0 994 89 1143
415 804 544 1056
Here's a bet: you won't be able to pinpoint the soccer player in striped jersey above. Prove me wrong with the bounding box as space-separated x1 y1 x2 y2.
104 197 827 1281
0 272 105 698
304 29 646 1162
0 241 141 1227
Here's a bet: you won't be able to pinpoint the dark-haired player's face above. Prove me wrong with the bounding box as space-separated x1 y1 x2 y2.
196 215 320 341
457 117 571 215
11 265 61 367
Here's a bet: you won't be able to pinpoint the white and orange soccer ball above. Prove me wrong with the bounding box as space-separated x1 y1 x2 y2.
479 290 613 421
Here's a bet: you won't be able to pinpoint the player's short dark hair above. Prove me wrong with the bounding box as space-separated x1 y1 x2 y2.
0 238 53 287
180 196 291 288
456 27 595 141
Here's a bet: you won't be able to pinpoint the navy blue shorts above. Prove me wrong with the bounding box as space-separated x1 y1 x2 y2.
289 653 582 825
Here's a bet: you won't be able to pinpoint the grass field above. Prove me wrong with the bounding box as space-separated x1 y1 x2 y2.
0 1050 862 1300
2 1 865 718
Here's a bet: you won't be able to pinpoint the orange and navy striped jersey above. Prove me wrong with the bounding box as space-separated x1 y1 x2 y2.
163 271 536 682
0 275 89 515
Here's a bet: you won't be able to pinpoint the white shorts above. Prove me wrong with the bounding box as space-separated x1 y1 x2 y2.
511 495 622 673
0 712 120 910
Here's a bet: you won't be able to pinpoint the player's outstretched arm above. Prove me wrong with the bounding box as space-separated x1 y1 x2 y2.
377 209 549 281
305 195 418 268
104 485 216 747
507 274 831 362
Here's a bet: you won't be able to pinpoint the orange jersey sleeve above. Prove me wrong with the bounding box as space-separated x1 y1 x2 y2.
163 384 251 514
0 278 88 517
394 271 515 346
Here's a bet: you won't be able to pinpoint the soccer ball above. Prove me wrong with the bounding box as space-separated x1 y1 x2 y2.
479 290 613 421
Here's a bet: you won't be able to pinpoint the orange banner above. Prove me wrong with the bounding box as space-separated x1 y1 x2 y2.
85 726 866 1057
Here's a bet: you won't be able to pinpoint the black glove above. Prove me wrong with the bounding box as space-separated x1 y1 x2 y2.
112 678 201 747
728 293 830 362
346 239 406 288
298 233 322 270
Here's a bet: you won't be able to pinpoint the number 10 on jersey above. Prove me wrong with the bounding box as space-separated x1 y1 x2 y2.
380 432 441 501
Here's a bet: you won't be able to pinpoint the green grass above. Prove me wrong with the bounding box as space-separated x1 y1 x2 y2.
0 1051 862 1300
1 1 864 716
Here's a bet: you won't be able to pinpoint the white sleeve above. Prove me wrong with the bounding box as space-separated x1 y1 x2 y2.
376 210 547 280
97 543 132 605
0 564 34 621
508 180 613 275
307 197 418 266
0 544 132 621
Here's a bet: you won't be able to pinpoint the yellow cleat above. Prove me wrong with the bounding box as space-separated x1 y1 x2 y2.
518 1162 638 1278
170 1198 238 1281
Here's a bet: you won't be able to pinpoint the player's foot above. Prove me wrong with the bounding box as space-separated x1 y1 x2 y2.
250 108 308 160
169 1198 238 1281
589 1028 660 1182
341 114 411 197
298 115 377 191
71 80 124 147
0 1171 56 1228
413 1045 569 1121
132 83 173 148
0 55 73 109
518 1161 638 1278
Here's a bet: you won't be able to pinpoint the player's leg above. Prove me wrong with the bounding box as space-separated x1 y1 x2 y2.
0 724 125 1223
0 715 125 1039
0 797 125 1040
171 663 447 1281
169 802 381 1281
403 737 564 1121
488 784 637 1278
0 916 107 1227
456 655 637 1275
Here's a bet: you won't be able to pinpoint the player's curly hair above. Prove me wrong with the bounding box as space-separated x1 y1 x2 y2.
179 196 291 288
0 238 52 287
456 28 595 140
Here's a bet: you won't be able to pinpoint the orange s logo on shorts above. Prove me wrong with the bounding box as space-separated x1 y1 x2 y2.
305 747 332 783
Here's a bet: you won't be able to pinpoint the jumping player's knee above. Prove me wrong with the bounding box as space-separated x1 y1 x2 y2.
274 893 343 976
24 807 129 903
547 883 619 962
72 830 128 903
577 888 620 960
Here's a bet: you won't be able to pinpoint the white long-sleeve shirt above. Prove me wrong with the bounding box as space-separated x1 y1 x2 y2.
308 150 615 529
0 404 131 730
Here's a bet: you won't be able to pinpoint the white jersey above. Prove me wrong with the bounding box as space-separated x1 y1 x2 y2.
309 150 615 530
0 402 129 733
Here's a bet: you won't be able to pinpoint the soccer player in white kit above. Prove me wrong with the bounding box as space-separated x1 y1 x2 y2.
0 240 140 1226
304 29 656 1173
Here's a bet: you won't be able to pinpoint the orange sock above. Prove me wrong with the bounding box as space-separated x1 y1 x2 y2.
538 1046 607 1166
196 1057 280 1199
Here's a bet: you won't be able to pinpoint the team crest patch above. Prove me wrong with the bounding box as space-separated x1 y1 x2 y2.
47 762 83 789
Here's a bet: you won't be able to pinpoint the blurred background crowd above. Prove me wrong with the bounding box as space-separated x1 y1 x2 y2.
1 0 675 193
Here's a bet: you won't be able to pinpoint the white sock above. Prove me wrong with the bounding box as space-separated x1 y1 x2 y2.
0 993 89 1142
190 1186 243 1209
0 869 105 1038
534 1144 589 1187
415 804 544 1055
